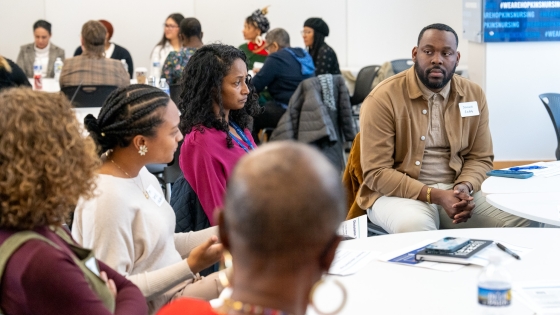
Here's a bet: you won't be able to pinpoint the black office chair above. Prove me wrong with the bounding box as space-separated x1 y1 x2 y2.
163 140 184 202
349 65 381 132
538 93 560 160
367 220 389 236
169 83 182 106
61 85 118 107
390 59 414 74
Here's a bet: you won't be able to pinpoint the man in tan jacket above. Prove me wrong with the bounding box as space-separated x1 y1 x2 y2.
358 23 534 233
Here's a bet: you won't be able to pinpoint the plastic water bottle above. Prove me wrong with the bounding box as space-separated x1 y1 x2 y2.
54 57 63 82
478 256 512 314
121 59 128 74
159 78 170 95
33 58 42 90
151 57 161 82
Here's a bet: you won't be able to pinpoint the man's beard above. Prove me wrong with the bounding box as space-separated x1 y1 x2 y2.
415 61 457 90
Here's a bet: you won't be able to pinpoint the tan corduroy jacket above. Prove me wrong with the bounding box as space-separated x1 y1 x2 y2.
357 67 493 210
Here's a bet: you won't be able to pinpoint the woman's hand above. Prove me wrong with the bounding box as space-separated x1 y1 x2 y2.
100 271 117 299
186 236 223 274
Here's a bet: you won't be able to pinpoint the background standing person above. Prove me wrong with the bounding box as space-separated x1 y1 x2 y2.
0 88 147 315
16 19 65 78
74 20 134 78
302 17 340 75
151 13 184 69
239 7 270 70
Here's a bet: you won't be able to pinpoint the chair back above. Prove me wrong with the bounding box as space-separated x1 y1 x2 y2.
539 93 560 160
390 59 414 74
164 140 184 185
350 65 381 106
169 84 182 106
61 85 118 108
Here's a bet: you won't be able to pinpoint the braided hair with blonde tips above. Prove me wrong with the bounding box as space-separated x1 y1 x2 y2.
84 84 170 154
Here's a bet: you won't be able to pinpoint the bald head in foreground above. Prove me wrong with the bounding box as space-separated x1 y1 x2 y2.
218 141 346 315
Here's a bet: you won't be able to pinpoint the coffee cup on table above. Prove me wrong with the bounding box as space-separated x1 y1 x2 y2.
135 67 148 84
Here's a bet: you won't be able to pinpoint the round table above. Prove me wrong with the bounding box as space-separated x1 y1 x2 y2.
486 193 560 226
309 228 560 315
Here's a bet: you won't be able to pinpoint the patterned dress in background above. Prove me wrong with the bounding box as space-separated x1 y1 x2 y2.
161 47 197 85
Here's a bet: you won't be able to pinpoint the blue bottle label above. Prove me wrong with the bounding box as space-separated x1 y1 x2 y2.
478 287 511 306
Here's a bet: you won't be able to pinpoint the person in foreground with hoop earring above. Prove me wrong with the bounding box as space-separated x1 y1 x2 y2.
72 84 228 314
158 141 348 315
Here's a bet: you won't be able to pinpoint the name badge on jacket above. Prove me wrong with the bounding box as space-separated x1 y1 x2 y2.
458 101 480 117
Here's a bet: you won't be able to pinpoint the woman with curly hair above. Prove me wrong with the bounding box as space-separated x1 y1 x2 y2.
0 88 147 314
178 44 261 226
72 84 227 314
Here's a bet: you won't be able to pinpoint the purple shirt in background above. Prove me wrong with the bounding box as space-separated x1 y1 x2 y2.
180 126 257 225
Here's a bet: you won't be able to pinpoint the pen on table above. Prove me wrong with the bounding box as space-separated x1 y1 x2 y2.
509 166 547 171
496 243 521 260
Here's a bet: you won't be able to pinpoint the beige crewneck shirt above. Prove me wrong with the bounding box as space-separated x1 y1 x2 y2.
72 167 221 313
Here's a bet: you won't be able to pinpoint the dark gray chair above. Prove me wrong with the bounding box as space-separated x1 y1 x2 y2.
169 83 182 106
350 65 381 131
61 85 118 108
390 59 414 74
163 140 184 201
538 93 560 160
367 220 389 236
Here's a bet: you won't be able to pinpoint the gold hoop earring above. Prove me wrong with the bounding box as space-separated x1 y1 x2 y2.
138 145 148 156
309 277 347 315
219 250 233 287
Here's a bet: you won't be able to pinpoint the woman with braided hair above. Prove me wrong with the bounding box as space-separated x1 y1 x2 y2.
178 44 261 227
72 84 228 314
239 7 270 70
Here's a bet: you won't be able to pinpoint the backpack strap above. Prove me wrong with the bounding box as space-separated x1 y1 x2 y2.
0 231 60 314
0 228 115 314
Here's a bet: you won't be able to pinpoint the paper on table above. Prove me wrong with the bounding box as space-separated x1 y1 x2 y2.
337 215 368 239
378 240 466 272
514 281 560 314
328 249 379 276
468 241 534 266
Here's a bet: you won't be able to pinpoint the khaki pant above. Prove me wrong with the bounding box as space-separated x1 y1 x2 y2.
367 183 538 234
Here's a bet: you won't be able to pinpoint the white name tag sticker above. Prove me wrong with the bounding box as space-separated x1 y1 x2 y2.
146 184 165 207
459 101 480 117
85 257 100 276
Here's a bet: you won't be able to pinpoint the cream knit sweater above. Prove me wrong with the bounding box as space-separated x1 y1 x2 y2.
72 167 221 313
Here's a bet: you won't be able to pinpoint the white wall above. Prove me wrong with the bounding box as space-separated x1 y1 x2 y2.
482 42 560 161
0 0 466 69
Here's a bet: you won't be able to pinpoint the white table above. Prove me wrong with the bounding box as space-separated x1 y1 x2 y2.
28 78 60 92
311 228 560 315
482 173 560 226
27 78 138 93
482 175 560 195
486 193 560 226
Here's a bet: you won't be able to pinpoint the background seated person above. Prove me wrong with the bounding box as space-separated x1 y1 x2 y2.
16 19 65 78
0 88 147 314
251 28 315 144
60 20 129 89
74 85 226 313
302 18 340 76
162 17 204 85
157 142 346 315
359 23 536 233
74 20 134 79
0 55 31 91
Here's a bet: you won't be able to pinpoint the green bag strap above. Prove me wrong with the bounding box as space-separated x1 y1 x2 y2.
0 229 115 314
